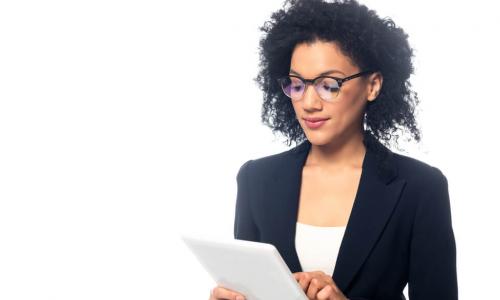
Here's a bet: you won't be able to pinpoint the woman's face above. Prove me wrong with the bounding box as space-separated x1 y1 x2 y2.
289 40 381 146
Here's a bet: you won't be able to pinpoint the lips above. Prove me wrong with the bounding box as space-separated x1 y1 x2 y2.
303 117 329 129
303 117 329 122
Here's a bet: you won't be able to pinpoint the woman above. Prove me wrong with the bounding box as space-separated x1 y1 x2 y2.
210 0 457 299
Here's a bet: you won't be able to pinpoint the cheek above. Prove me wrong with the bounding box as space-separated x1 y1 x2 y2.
337 88 367 114
329 101 351 120
329 97 365 128
291 102 300 119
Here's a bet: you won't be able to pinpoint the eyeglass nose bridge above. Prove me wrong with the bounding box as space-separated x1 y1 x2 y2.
300 78 320 100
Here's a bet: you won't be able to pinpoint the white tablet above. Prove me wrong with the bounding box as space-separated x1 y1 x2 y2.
181 234 308 300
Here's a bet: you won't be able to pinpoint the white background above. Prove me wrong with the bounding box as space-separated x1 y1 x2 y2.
0 0 498 299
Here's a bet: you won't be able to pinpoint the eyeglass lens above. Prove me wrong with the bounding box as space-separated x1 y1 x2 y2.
280 76 340 101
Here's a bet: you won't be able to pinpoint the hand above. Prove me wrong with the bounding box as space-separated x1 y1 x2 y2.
208 285 246 300
293 271 349 300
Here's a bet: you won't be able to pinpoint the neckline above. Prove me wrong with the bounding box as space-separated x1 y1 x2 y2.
296 221 347 228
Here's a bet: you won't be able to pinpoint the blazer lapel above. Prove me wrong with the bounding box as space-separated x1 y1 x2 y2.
264 132 407 292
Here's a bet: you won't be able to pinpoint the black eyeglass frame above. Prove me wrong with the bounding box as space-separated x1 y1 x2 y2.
277 69 377 101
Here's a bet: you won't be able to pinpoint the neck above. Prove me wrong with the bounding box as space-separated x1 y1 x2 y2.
306 129 367 170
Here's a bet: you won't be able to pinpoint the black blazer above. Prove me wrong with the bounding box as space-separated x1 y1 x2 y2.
233 132 458 300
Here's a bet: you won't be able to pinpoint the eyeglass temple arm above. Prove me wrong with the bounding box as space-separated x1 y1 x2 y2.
339 70 376 84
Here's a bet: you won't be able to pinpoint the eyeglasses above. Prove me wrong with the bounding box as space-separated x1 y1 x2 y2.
277 70 375 102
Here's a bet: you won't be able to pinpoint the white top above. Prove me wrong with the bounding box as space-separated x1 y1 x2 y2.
295 222 347 276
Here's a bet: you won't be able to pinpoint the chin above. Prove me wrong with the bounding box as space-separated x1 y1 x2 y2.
304 132 335 146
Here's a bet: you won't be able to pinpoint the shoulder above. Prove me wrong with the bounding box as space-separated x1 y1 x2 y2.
236 145 300 179
392 152 448 191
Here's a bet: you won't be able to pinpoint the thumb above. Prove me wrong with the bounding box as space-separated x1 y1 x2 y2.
292 272 302 281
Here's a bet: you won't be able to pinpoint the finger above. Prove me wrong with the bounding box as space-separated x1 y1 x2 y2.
298 272 313 291
211 286 246 300
326 280 341 293
309 273 332 289
316 285 334 300
293 272 303 281
306 278 324 299
312 270 326 276
329 277 339 287
321 273 334 285
308 271 333 286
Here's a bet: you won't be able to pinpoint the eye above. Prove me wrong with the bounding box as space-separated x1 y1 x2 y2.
319 78 339 92
322 83 339 92
290 78 304 91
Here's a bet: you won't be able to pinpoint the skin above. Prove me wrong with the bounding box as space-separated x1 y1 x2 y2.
290 39 383 300
295 40 382 228
209 39 383 300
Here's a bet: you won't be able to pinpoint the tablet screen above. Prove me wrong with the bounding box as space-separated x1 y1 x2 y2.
182 234 308 300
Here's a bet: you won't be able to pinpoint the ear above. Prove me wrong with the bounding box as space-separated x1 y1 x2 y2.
367 72 383 102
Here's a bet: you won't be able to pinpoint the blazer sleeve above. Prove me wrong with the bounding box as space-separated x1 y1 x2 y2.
348 168 458 300
408 167 458 299
233 159 260 242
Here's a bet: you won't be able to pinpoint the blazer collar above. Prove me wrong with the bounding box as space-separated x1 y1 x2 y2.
290 131 398 184
265 131 407 292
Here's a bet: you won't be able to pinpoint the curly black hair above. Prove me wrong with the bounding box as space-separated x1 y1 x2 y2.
254 0 421 149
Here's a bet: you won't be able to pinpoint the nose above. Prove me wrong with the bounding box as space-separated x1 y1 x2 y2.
301 83 323 110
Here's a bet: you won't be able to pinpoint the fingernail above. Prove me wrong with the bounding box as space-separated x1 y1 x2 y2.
236 296 245 300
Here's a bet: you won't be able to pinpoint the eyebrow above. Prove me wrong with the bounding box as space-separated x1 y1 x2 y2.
289 68 346 77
